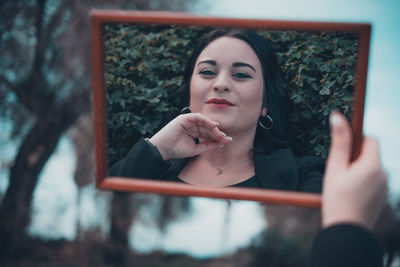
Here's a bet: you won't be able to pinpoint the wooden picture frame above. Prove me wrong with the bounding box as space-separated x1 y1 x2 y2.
91 10 371 208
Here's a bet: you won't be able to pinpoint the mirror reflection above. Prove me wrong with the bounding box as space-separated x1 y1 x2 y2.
104 24 358 193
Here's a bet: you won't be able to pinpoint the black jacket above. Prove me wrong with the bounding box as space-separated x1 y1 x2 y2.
109 138 324 193
310 224 383 267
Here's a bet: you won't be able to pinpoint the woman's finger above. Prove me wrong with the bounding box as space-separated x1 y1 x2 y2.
182 123 200 139
183 113 219 128
325 111 353 173
354 137 381 168
182 113 230 141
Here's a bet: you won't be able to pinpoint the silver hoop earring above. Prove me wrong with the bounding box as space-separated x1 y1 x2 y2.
258 114 273 130
180 107 191 114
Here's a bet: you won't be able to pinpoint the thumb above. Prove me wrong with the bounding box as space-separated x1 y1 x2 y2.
326 111 353 172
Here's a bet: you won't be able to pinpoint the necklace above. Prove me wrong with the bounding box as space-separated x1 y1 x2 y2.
198 156 252 176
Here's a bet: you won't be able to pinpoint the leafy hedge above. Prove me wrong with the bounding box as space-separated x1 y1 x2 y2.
103 24 358 166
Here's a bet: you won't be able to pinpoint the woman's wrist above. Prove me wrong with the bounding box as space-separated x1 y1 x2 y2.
322 218 368 230
322 202 372 230
146 137 170 161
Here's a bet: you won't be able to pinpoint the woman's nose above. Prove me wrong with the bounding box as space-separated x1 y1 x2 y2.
213 74 231 93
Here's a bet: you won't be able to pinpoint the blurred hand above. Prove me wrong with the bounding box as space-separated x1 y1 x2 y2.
322 111 387 230
149 113 232 160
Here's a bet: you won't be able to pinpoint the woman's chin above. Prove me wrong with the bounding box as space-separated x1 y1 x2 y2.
213 119 234 133
196 111 235 131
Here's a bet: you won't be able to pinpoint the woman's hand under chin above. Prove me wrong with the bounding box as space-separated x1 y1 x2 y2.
148 113 232 161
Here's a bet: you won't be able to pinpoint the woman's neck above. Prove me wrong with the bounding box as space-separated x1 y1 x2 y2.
199 128 256 166
178 127 258 187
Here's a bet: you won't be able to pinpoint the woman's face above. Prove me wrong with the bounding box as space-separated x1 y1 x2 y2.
189 36 267 135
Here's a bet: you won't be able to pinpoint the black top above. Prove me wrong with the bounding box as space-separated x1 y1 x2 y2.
310 224 384 267
109 138 324 193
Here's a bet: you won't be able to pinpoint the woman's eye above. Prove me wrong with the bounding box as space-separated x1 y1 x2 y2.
233 72 252 79
199 69 216 76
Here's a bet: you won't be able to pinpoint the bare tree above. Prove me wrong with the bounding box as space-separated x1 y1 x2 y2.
0 0 198 259
0 0 90 257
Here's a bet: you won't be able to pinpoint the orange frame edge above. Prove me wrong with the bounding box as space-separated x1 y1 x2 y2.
91 10 371 208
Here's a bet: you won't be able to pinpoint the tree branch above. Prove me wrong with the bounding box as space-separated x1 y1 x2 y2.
42 1 71 44
30 0 46 78
0 74 18 93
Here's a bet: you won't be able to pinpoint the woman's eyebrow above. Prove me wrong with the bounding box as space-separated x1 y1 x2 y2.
197 60 217 66
232 62 256 72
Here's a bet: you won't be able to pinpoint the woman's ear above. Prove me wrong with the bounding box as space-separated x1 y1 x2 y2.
261 107 267 117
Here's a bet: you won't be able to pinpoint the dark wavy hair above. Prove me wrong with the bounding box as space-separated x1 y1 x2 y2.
180 28 293 154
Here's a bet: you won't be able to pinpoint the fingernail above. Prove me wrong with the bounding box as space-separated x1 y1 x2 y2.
220 131 227 137
329 111 343 132
214 121 219 125
219 144 225 148
330 112 340 125
227 136 233 141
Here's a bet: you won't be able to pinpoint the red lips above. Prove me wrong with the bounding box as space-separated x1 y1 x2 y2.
206 98 234 106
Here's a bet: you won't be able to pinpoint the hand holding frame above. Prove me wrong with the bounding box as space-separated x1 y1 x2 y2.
322 112 387 229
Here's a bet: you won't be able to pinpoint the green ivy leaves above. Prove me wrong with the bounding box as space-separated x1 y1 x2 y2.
104 25 358 165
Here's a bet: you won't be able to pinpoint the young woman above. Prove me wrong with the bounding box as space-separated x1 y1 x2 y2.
109 29 324 193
